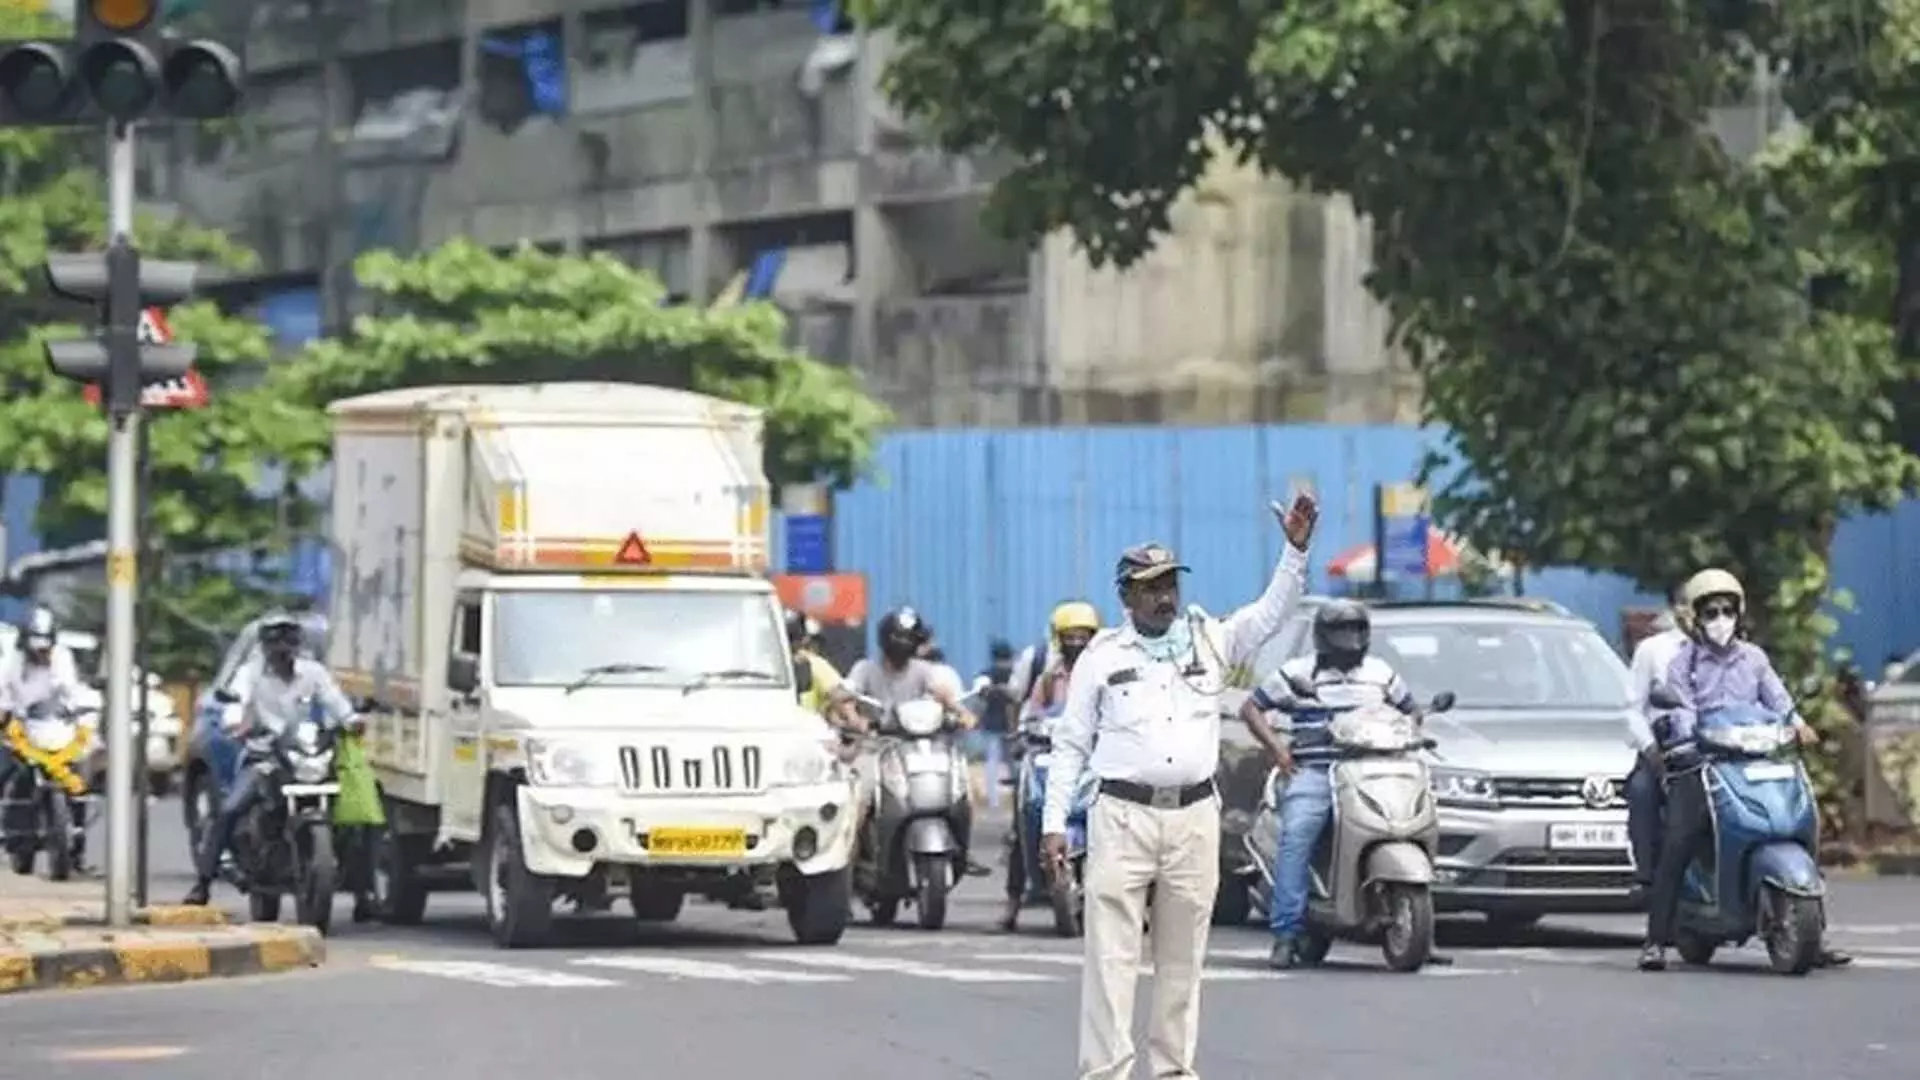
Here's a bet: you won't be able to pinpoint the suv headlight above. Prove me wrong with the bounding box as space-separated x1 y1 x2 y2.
1430 767 1499 808
526 739 617 787
780 742 834 786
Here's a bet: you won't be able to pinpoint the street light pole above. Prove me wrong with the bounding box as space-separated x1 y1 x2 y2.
102 121 140 928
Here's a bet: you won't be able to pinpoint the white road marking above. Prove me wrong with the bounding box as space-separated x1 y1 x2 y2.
1846 955 1920 970
571 956 850 984
744 950 1059 983
969 952 1083 966
1830 924 1920 935
370 959 619 988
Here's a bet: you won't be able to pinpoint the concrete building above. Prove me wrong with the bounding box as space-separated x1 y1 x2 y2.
144 0 1416 426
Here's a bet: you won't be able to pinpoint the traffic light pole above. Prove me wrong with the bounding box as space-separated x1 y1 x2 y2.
102 121 140 928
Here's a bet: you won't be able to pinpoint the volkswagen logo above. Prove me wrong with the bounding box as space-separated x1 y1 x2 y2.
1580 775 1615 809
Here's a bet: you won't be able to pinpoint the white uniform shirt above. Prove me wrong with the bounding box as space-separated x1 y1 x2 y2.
1041 544 1308 834
1625 626 1688 752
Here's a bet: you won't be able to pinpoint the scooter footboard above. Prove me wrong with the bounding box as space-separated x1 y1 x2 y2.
1363 841 1434 886
1749 840 1823 898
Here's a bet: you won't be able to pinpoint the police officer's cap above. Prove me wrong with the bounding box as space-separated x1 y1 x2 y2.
1114 543 1189 587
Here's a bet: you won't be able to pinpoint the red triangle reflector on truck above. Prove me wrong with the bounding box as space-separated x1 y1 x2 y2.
615 531 651 565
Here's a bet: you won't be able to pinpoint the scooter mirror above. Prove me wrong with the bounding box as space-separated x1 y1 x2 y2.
1429 691 1456 713
1646 683 1683 711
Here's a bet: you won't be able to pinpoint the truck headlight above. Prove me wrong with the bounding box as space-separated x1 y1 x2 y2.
526 739 617 787
780 742 833 786
1430 767 1499 808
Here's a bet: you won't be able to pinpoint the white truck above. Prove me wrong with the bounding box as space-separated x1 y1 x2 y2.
326 383 855 948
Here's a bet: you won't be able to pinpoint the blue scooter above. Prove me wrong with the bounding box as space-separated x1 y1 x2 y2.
1649 690 1826 975
1012 709 1089 937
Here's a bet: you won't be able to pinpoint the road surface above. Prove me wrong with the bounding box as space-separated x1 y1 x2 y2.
3 799 1916 1078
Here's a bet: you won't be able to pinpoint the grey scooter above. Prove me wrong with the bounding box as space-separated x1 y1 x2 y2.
848 695 974 930
1243 676 1454 972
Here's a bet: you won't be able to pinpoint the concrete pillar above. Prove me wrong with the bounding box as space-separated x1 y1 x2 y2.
687 0 719 302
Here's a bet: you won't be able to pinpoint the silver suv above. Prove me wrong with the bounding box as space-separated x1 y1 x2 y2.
1216 599 1640 930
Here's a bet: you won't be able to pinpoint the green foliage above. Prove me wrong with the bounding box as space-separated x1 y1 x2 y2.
275 240 891 488
863 0 1920 829
0 2 312 679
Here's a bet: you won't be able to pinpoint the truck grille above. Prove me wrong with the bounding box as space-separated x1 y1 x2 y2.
618 743 764 794
1493 776 1626 809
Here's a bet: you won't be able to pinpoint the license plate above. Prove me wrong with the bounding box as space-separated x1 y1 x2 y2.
645 827 747 857
1548 822 1628 850
1743 761 1796 782
280 783 340 798
903 750 948 774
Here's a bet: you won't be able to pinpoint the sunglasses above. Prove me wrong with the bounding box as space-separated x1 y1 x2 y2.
1697 602 1739 619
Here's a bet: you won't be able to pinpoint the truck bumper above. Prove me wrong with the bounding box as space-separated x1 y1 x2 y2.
514 780 857 879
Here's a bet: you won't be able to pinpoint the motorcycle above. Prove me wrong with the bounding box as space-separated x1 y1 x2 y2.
1242 675 1454 972
849 693 974 930
1646 689 1826 976
221 695 345 934
1010 709 1090 937
1 702 96 880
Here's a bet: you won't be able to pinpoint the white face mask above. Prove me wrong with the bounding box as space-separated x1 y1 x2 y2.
1703 615 1737 647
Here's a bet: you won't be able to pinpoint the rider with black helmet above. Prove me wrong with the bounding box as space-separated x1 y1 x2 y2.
1240 599 1419 968
829 607 976 857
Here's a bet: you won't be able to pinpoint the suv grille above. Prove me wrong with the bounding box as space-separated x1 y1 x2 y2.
1493 775 1626 809
618 743 764 794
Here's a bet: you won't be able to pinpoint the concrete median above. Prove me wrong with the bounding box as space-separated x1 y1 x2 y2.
0 881 323 996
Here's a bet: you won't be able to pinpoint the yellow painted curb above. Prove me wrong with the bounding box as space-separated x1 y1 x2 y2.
0 926 323 996
112 940 213 983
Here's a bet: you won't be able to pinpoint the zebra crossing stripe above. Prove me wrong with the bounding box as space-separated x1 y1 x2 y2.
571 956 849 984
369 959 620 988
743 950 1060 983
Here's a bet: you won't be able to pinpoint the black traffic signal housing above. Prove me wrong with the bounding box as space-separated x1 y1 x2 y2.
0 0 242 126
44 241 200 416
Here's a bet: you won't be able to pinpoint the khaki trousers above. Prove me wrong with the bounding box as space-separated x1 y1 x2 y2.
1078 791 1221 1080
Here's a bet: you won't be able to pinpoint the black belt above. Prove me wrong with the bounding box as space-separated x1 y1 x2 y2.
1098 777 1215 809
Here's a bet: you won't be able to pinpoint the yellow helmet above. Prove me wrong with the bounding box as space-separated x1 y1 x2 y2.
1682 568 1745 613
1049 601 1100 639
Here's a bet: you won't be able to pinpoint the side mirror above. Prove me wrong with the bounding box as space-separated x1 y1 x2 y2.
793 661 814 696
352 697 379 714
1647 684 1682 711
144 671 163 689
1797 674 1824 698
1428 691 1456 713
448 655 479 696
970 674 991 695
212 688 239 705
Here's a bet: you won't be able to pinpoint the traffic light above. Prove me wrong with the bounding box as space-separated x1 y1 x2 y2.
0 0 243 127
44 240 200 416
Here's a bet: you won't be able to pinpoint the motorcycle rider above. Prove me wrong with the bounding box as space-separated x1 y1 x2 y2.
997 600 1101 931
0 608 87 864
1637 569 1850 971
1625 586 1690 891
1240 599 1419 969
787 609 841 717
830 607 977 870
184 612 363 907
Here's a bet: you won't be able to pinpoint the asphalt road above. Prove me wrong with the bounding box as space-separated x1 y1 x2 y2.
4 798 1917 1079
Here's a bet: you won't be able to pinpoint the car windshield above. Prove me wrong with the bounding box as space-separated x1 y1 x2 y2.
1370 620 1630 709
491 590 789 689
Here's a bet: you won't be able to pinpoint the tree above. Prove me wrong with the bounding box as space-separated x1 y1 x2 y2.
0 4 325 680
273 240 891 488
861 0 1920 826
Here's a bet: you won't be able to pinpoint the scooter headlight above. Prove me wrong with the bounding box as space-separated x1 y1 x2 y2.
895 700 945 737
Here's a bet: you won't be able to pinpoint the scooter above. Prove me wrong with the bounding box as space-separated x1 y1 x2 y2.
850 694 974 930
1011 709 1090 936
1243 675 1454 972
1646 689 1826 976
0 702 96 880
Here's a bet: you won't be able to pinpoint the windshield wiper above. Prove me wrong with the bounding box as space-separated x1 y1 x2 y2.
682 669 781 697
564 663 666 696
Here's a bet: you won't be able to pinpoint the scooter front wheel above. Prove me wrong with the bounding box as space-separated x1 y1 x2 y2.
914 854 949 930
1765 888 1822 976
1380 883 1434 972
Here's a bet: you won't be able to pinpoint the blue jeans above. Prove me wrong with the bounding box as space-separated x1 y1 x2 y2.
1270 765 1334 937
1624 758 1663 887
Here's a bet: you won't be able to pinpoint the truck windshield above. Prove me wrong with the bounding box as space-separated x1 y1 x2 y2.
491 590 789 689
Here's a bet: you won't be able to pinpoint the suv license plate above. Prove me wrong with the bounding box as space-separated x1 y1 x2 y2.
1548 823 1627 850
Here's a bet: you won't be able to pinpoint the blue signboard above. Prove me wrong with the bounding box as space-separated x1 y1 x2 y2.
785 514 831 574
1377 483 1430 580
